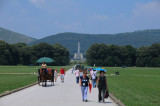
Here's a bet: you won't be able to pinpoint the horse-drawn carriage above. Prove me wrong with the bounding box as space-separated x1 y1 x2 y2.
38 68 54 87
75 64 85 70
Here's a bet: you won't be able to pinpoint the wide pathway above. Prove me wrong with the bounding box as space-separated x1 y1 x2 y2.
0 69 118 106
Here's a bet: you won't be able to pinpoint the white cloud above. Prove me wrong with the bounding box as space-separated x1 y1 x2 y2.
132 1 160 18
127 1 160 30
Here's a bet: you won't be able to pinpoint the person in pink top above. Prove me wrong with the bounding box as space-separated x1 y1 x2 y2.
75 68 80 84
60 68 65 83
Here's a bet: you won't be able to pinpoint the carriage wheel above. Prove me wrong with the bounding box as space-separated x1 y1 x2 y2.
51 76 54 86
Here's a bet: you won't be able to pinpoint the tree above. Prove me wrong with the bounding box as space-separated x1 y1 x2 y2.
0 41 11 65
124 45 137 66
86 43 108 66
13 43 27 49
20 46 34 65
32 43 54 60
87 44 137 66
136 43 160 67
10 44 20 65
53 43 70 66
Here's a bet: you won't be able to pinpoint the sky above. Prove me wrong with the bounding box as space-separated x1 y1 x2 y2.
0 0 160 39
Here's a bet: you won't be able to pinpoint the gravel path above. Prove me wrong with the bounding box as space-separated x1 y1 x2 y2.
0 69 118 106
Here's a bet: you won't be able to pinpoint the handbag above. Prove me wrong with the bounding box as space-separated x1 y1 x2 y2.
104 90 109 98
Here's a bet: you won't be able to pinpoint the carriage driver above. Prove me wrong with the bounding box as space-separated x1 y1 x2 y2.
41 62 47 70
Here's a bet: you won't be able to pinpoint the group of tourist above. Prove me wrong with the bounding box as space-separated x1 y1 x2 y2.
74 67 108 103
41 62 66 83
41 62 108 103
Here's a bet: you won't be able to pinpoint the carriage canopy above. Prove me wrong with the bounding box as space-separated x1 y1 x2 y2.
37 57 54 63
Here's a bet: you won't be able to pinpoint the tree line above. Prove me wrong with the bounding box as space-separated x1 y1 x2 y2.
30 30 160 57
0 41 70 66
86 43 160 67
1 40 160 67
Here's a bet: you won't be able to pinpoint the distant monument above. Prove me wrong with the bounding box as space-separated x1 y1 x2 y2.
74 42 83 60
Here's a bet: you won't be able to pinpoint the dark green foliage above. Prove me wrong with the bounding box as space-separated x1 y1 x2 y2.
20 46 34 65
0 27 36 44
0 41 70 65
86 43 160 67
86 44 137 66
14 43 27 48
0 41 20 65
136 43 160 67
32 43 54 60
30 30 160 56
52 43 70 66
10 44 20 65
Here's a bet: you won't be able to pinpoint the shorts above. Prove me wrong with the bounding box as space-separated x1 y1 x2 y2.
54 75 58 78
60 74 64 79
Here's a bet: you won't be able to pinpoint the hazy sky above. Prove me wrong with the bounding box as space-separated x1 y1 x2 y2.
0 0 160 39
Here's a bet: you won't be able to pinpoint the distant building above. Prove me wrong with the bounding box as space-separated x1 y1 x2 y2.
74 42 83 60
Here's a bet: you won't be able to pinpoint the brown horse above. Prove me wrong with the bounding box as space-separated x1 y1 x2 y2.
38 68 54 87
47 69 54 85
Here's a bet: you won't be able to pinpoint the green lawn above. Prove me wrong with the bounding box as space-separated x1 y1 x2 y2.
0 66 72 73
1 66 159 106
104 67 160 106
0 74 37 94
0 66 71 94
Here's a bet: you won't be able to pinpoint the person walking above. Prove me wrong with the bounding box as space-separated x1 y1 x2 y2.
54 69 58 82
75 68 80 84
79 69 83 79
38 69 41 85
60 68 65 83
79 71 90 102
90 69 97 88
72 66 74 73
97 71 108 103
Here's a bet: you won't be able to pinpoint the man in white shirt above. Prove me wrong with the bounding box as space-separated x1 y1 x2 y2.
79 69 83 79
75 68 80 84
90 69 97 88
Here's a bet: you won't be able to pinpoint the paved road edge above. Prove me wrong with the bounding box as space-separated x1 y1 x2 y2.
109 93 125 106
0 68 71 98
0 82 38 98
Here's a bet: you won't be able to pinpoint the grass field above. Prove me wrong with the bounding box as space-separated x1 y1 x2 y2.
0 74 37 94
0 66 71 94
104 67 160 106
0 66 159 106
0 66 72 73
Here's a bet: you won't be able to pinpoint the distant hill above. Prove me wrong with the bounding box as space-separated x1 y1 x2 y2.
30 29 160 56
0 27 36 44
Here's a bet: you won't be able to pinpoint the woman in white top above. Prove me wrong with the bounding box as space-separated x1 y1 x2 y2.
79 69 84 77
75 68 80 84
90 69 97 88
54 69 58 82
